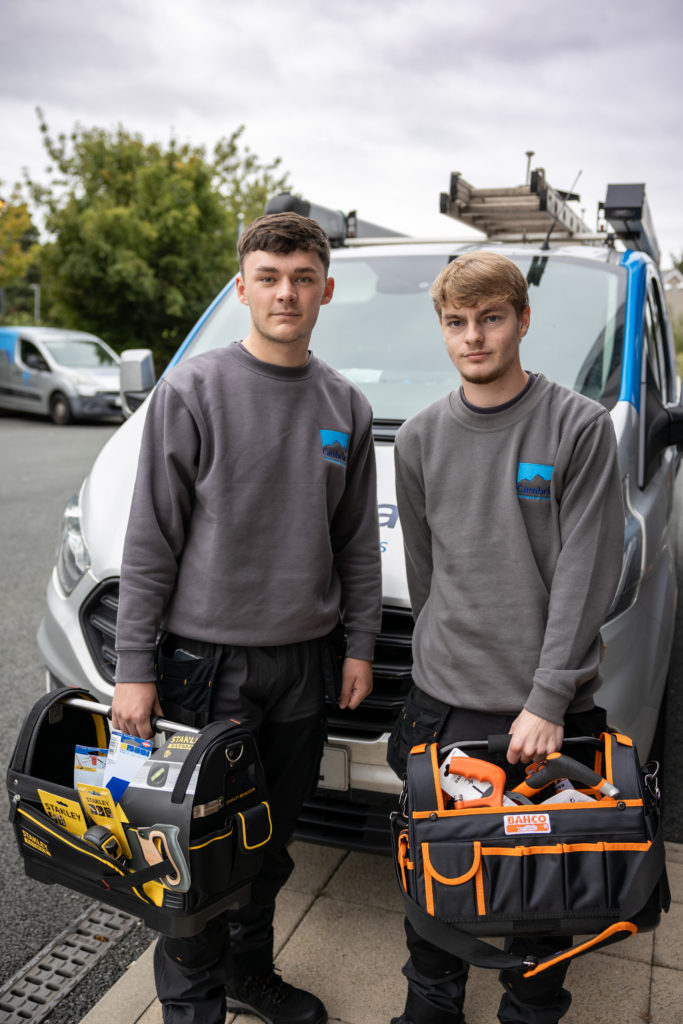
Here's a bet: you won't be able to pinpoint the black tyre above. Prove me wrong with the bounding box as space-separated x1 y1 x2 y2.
49 392 73 425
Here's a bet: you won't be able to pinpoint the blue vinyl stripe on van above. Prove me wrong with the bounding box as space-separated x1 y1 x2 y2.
618 251 648 412
165 278 239 372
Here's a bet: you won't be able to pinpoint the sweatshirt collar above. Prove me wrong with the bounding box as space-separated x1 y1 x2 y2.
231 340 318 381
448 373 548 431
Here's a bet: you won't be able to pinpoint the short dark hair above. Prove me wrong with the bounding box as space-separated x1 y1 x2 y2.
237 211 331 275
430 250 529 317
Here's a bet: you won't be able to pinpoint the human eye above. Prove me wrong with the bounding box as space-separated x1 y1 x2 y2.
446 318 462 329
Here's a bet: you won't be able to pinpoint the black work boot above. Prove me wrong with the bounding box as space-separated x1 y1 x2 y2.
391 985 466 1023
225 969 327 1024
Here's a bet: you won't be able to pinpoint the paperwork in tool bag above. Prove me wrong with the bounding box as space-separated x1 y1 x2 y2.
102 729 154 802
74 745 108 788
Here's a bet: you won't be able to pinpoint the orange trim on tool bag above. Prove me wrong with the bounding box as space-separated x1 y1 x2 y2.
522 921 637 977
480 841 651 857
603 733 614 785
475 863 486 915
612 733 633 747
237 802 272 850
430 744 445 812
411 798 642 819
410 743 428 754
397 831 412 892
422 842 482 916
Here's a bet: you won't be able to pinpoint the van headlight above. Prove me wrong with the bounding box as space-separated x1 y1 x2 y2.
56 491 91 594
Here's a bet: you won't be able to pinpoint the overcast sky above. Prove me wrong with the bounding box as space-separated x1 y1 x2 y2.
2 0 682 265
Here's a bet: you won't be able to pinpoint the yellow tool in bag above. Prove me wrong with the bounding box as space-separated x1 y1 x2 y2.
7 688 271 937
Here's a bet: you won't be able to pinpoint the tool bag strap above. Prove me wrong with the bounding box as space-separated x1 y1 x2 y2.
400 887 636 975
393 817 666 976
103 857 174 891
9 688 93 774
408 743 445 811
171 720 237 805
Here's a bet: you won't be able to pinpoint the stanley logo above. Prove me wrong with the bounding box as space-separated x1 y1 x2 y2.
503 812 551 835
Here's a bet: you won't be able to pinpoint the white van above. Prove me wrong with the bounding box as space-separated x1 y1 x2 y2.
0 326 121 424
37 174 683 850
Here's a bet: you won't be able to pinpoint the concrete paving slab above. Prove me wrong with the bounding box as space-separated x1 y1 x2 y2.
664 841 683 902
80 943 157 1024
273 888 316 953
79 841 683 1024
653 898 683 969
285 841 347 896
599 926 654 964
274 893 407 1024
137 1001 163 1024
324 850 402 913
560 952 651 1024
649 965 683 1024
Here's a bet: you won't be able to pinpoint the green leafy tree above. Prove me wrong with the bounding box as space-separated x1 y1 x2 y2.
0 189 41 322
27 112 290 365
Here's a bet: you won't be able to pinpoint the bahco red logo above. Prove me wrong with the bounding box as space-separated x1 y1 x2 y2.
503 812 551 835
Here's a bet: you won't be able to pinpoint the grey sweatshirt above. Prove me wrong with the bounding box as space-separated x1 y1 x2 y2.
115 342 382 683
394 374 624 724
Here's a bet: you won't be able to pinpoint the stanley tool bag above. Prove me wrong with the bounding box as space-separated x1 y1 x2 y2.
392 732 670 976
7 688 271 937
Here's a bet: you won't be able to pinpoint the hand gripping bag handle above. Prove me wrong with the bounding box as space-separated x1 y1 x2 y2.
391 814 666 976
46 696 241 808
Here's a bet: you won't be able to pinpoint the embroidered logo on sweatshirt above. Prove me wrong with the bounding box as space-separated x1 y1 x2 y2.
320 430 349 465
516 462 553 501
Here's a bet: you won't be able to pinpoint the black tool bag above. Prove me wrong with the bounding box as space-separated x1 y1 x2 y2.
392 732 670 978
7 688 271 937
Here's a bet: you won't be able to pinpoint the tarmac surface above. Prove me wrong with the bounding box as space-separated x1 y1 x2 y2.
80 839 683 1024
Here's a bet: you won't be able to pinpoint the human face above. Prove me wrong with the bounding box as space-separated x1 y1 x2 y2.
440 299 530 403
236 249 334 365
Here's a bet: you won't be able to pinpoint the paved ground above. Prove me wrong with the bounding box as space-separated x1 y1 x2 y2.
81 840 683 1024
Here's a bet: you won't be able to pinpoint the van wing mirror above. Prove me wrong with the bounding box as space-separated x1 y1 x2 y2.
120 349 156 418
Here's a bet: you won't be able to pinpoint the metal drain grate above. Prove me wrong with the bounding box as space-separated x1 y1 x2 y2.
0 902 137 1023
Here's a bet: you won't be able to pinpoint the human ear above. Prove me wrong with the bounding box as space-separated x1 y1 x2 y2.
236 275 249 308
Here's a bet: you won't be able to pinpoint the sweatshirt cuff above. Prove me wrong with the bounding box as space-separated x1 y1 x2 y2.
115 648 157 685
523 680 569 726
344 629 377 662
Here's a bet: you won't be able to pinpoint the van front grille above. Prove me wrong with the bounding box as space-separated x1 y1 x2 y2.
80 582 414 740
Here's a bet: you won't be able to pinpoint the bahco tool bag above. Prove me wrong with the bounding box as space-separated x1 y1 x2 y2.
7 688 271 937
391 732 670 978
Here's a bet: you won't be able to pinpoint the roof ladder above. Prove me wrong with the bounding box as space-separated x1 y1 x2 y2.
439 168 592 241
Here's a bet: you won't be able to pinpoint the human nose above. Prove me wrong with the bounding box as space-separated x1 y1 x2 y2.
464 318 483 345
275 276 296 302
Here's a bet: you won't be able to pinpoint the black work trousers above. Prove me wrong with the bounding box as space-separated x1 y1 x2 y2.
393 693 607 1024
154 636 328 1024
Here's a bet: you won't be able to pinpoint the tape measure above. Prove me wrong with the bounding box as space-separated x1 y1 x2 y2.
83 824 123 860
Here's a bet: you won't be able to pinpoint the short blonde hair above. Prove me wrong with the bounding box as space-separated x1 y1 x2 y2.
430 251 529 317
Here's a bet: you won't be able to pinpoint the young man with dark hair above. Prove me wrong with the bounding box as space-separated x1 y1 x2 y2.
389 251 624 1024
113 211 382 1024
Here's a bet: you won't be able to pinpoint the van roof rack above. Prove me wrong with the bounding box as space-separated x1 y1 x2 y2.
439 168 592 242
264 193 405 247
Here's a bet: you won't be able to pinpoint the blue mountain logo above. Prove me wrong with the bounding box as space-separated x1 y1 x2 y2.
517 462 553 501
320 430 350 465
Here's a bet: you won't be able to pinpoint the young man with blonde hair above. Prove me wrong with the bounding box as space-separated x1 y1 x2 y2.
113 211 382 1024
389 250 624 1024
